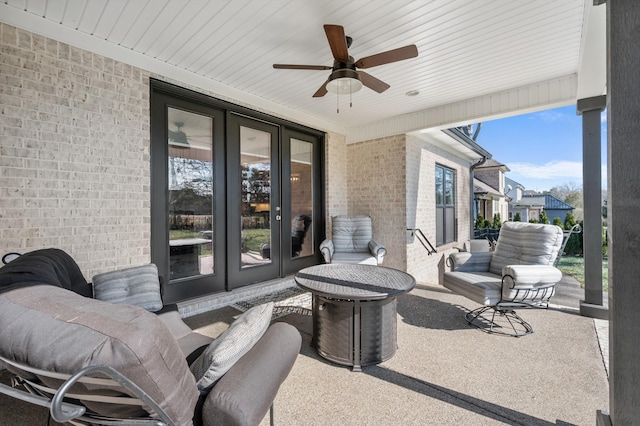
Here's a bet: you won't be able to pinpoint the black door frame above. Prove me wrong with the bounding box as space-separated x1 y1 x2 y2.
150 79 325 302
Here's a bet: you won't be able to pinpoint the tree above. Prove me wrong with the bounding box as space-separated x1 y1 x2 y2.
539 210 550 224
513 212 522 222
563 212 582 255
474 213 485 230
491 213 502 229
549 182 582 206
553 217 563 227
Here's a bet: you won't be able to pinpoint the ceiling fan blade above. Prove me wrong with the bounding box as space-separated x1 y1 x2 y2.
273 64 332 70
355 45 418 69
324 24 349 62
358 71 390 93
312 80 329 97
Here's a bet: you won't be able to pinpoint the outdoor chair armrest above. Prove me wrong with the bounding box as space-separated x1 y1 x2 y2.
368 240 386 263
202 322 301 426
319 239 334 263
502 265 563 288
447 252 492 272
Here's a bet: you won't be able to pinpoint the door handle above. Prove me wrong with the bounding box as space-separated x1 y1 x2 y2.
275 214 281 221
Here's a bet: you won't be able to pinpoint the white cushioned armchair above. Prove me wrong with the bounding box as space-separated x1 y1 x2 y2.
320 215 386 265
443 221 564 336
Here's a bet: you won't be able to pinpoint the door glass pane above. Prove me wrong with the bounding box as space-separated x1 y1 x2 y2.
240 126 272 268
290 139 313 258
167 108 214 280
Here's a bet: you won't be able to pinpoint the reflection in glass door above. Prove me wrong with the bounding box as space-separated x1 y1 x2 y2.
167 107 215 280
289 139 314 258
240 126 273 268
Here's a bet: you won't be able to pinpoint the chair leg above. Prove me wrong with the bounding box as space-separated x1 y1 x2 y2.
270 403 274 426
464 306 534 337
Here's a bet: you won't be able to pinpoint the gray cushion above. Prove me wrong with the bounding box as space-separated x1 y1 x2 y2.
332 215 373 253
442 271 502 305
489 222 563 275
92 264 163 312
190 302 274 394
202 322 302 426
0 285 198 426
448 252 493 272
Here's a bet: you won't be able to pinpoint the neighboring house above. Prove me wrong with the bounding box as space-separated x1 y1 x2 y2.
473 159 510 224
505 177 537 221
505 179 575 223
519 194 575 223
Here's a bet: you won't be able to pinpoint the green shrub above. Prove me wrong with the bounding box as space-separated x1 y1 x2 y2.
539 211 550 224
491 213 502 229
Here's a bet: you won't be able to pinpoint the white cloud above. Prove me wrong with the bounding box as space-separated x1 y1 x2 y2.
508 161 583 179
532 110 571 123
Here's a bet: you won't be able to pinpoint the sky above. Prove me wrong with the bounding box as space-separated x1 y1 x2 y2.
473 105 607 193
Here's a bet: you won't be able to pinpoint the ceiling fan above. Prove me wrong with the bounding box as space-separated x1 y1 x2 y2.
273 24 418 98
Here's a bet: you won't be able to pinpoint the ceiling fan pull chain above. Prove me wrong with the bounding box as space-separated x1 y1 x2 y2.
337 91 340 113
349 80 353 108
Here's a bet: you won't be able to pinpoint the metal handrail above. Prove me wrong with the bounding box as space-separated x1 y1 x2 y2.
407 228 437 255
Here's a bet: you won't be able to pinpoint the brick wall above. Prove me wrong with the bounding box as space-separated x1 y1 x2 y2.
346 135 407 271
0 23 152 278
405 134 472 284
324 131 348 238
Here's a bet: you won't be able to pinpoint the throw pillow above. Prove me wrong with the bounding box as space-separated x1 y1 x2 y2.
92 264 163 312
190 302 274 394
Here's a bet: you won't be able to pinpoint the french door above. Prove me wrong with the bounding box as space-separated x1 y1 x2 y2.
226 114 281 289
151 82 323 303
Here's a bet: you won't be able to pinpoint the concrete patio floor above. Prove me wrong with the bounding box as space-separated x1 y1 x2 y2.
0 275 608 425
182 275 609 426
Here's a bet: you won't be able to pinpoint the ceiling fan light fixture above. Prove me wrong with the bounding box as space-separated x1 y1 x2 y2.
169 122 190 148
326 69 363 94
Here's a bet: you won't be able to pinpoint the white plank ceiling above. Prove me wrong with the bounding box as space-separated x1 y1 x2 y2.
2 0 603 135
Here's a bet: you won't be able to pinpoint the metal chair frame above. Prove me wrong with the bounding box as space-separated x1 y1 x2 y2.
0 356 172 426
464 277 556 337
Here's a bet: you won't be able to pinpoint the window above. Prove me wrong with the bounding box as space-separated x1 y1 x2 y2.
435 165 456 245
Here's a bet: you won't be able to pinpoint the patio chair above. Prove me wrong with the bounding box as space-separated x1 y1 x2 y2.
443 221 564 337
319 215 386 265
0 248 301 425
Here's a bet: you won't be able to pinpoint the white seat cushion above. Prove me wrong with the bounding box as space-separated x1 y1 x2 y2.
331 252 378 265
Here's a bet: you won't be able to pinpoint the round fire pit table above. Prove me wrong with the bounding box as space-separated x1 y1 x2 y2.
294 264 415 371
